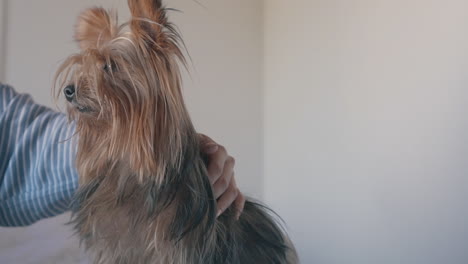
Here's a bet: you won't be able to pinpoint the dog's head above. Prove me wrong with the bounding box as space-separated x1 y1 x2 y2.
56 0 189 180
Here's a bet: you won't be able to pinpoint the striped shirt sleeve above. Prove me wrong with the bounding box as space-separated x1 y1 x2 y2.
0 83 78 227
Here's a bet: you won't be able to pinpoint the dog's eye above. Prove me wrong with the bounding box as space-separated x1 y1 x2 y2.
103 61 117 73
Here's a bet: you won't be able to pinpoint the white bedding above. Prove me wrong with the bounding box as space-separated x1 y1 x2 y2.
0 213 88 264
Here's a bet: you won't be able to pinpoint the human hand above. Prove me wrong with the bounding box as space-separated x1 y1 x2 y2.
199 134 245 219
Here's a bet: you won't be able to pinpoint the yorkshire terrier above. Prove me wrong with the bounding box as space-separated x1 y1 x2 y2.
56 0 297 263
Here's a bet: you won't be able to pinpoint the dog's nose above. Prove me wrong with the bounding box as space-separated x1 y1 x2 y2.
64 85 75 102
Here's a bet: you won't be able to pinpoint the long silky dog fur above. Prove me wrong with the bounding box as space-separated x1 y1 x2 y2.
56 0 298 263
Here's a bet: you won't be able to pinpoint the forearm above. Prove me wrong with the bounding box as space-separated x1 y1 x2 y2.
0 84 78 226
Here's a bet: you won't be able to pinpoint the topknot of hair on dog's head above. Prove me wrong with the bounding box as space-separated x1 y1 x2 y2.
75 1 185 60
75 7 118 51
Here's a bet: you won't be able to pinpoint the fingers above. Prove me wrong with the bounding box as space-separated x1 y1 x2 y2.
206 145 229 184
197 133 245 219
216 179 239 217
234 191 246 220
198 134 229 184
212 157 235 198
199 134 219 154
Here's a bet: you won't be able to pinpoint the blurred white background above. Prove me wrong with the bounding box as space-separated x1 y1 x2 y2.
2 0 468 264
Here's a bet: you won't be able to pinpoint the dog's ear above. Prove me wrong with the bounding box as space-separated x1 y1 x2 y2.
128 0 174 49
75 8 117 50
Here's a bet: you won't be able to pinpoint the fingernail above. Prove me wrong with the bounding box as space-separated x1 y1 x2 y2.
216 209 222 217
205 144 219 154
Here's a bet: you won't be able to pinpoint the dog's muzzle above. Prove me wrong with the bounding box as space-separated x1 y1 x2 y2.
64 85 76 103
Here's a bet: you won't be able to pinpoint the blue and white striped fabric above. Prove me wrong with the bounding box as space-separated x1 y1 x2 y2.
0 83 78 227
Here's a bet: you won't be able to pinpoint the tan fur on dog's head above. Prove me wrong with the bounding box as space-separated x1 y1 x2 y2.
56 0 189 184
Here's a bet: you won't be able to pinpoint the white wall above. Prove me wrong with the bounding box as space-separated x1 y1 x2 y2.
265 0 468 263
0 0 263 263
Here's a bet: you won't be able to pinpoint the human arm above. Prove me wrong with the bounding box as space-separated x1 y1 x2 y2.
0 83 77 226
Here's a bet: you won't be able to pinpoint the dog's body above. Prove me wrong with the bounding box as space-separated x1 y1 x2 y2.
56 1 297 263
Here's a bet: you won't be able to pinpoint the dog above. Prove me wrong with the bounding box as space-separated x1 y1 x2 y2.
55 0 298 263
